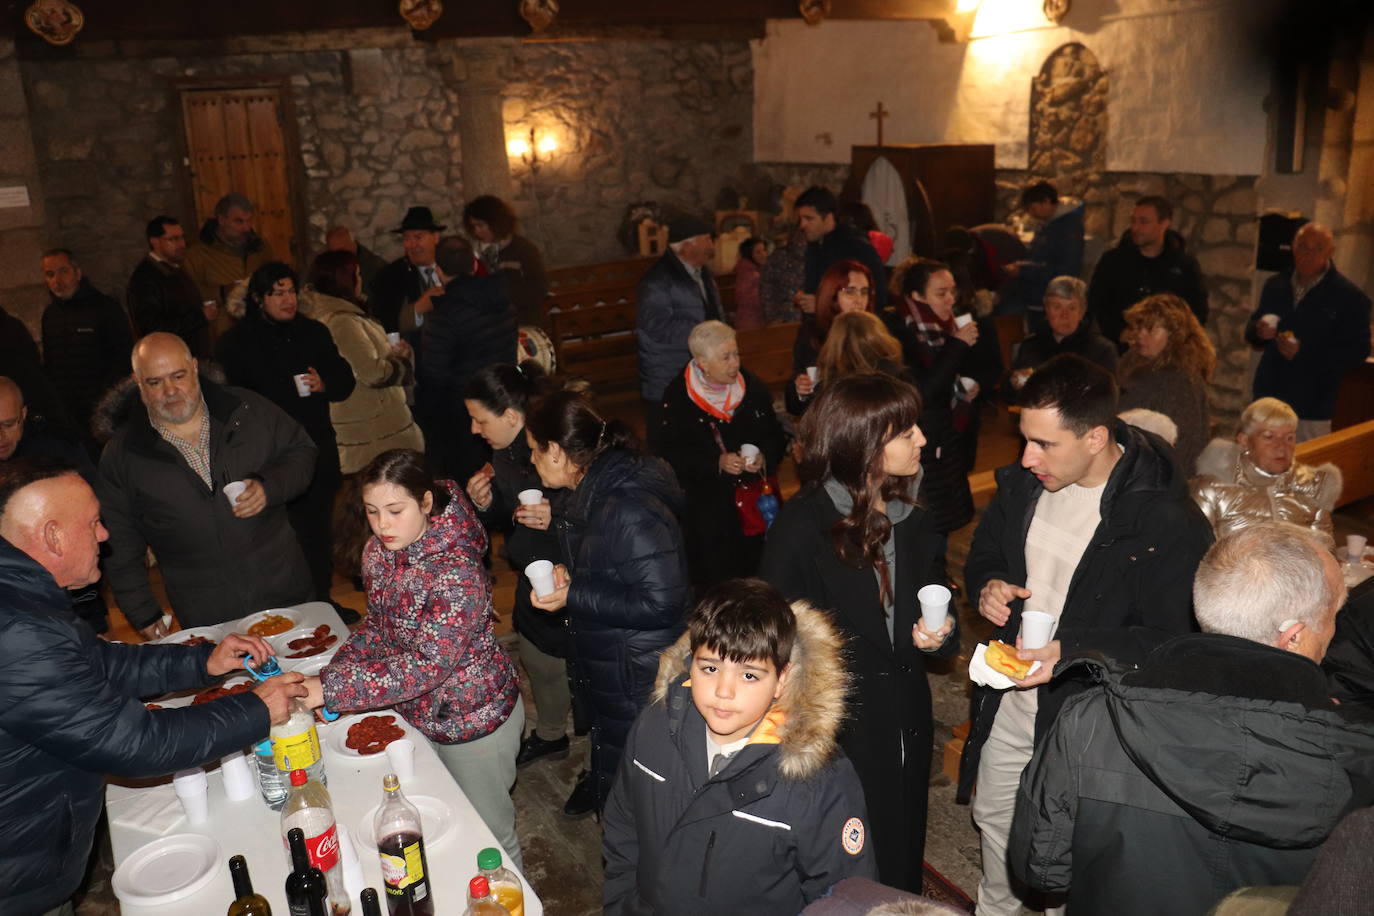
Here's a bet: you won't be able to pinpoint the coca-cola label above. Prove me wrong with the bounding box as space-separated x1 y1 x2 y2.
305 824 340 873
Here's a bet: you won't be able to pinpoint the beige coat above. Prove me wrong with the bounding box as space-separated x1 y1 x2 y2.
1190 438 1341 547
302 290 423 473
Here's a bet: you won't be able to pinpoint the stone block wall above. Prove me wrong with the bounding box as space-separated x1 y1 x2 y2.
0 38 50 334
16 34 755 299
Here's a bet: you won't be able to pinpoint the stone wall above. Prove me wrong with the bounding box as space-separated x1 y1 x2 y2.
16 34 755 299
0 38 49 334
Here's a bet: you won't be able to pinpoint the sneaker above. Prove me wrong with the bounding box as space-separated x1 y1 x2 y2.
516 733 570 768
563 770 597 820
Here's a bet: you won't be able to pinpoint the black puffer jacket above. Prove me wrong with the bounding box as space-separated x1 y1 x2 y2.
126 255 211 357
415 275 516 422
556 448 690 808
1010 636 1374 915
0 539 267 915
1088 228 1209 348
957 421 1213 801
96 378 316 629
216 306 356 483
41 279 133 439
475 431 571 657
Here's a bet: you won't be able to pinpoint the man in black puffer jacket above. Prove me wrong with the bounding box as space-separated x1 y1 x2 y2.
416 235 516 482
0 458 305 916
1010 524 1374 916
39 248 133 453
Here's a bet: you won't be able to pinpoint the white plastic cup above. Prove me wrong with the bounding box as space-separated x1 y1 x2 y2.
916 584 951 631
386 331 402 346
1260 313 1280 330
525 560 556 598
739 443 760 461
806 366 819 383
172 767 209 825
1349 535 1369 562
337 823 366 900
219 751 256 802
954 313 974 329
517 488 544 506
222 480 247 507
292 373 311 397
959 376 978 395
1020 610 1056 650
385 740 416 783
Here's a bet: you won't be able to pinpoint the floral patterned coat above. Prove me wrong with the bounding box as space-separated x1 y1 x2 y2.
321 481 519 744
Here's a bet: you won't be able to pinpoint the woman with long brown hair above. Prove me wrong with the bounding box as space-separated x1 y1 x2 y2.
759 373 957 892
1118 293 1216 473
787 259 876 414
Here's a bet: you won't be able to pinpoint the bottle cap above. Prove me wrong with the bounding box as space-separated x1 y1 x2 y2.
290 768 308 786
383 773 399 791
469 876 491 898
476 847 502 871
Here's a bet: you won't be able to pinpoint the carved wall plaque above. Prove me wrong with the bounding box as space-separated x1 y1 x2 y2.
1044 0 1070 25
519 0 559 32
25 0 84 46
399 0 443 31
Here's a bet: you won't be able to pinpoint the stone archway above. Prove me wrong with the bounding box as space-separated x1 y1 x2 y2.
1028 42 1107 196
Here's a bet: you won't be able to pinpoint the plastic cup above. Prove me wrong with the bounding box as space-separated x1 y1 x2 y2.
219 751 256 802
222 481 247 507
1349 535 1369 563
916 584 951 631
337 823 366 900
954 313 974 329
292 373 311 397
517 488 544 506
172 768 209 825
739 443 760 461
1020 610 1056 650
806 366 819 383
385 739 416 782
525 560 556 598
1260 313 1280 330
959 376 978 395
386 331 402 346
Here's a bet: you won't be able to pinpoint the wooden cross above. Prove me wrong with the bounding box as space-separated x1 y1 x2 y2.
870 101 889 147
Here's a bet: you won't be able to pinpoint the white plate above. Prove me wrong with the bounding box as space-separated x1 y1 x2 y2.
285 653 334 676
237 608 299 638
357 795 454 851
328 713 415 759
111 833 221 906
271 625 342 660
155 626 224 647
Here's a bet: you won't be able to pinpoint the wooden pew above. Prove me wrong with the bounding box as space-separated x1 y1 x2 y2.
545 258 653 297
737 322 799 389
1296 419 1374 508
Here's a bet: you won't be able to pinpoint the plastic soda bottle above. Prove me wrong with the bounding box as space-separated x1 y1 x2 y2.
463 877 510 915
281 769 350 915
475 848 523 916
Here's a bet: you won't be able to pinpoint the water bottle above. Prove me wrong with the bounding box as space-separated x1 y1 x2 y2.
245 655 327 802
254 738 289 809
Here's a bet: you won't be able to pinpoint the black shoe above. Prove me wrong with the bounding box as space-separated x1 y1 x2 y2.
330 602 362 626
516 733 570 768
563 771 597 820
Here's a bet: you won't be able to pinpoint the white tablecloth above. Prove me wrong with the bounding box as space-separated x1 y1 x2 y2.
106 602 543 915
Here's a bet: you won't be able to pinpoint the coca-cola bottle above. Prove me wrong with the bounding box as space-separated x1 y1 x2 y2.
281 769 351 915
374 773 434 916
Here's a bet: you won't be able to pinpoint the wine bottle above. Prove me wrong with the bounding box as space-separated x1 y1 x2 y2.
285 827 328 916
360 889 383 916
227 854 272 916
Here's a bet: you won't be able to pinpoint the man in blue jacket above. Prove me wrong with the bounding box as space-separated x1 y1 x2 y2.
636 217 720 414
0 457 305 916
999 181 1085 326
1245 222 1372 441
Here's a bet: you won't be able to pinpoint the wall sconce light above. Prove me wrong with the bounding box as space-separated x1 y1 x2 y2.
955 0 981 12
507 127 558 174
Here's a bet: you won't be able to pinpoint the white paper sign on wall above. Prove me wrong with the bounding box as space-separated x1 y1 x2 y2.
0 186 32 209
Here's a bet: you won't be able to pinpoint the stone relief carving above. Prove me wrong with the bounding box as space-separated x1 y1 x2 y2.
519 0 559 32
1043 0 1070 25
799 0 831 26
398 0 443 31
25 0 84 46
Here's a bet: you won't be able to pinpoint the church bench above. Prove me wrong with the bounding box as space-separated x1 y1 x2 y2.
547 299 639 391
737 322 799 389
545 258 653 297
1296 418 1374 508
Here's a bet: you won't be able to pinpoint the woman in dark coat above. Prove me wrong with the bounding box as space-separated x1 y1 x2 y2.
787 259 877 415
217 261 356 609
759 373 958 892
527 391 690 813
881 258 979 539
657 320 787 590
463 362 576 772
463 194 549 327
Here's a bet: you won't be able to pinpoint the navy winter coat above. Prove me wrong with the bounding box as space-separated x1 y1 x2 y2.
40 279 133 440
556 448 690 807
1088 229 1209 348
0 539 267 915
635 253 722 401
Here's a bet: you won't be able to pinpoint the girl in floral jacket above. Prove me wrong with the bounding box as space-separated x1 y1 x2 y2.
304 447 525 867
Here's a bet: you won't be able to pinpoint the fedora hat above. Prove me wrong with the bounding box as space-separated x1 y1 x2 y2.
393 206 447 233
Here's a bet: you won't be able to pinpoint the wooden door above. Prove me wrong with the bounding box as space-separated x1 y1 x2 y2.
180 87 299 266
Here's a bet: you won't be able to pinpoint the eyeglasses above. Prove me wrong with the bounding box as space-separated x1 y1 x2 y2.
840 286 872 297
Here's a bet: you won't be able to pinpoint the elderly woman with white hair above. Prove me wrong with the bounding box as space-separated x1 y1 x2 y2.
1007 275 1118 393
656 319 787 588
1191 396 1342 546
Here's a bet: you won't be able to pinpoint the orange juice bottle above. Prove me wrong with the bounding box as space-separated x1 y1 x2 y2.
475 848 524 916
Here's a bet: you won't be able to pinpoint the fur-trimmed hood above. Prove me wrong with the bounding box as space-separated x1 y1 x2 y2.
1195 438 1341 512
651 599 848 782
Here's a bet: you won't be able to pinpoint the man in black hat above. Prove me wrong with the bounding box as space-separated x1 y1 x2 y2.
635 216 720 410
369 205 448 333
